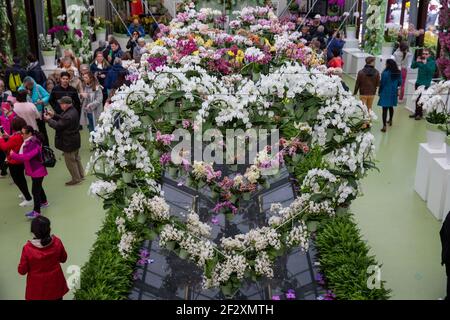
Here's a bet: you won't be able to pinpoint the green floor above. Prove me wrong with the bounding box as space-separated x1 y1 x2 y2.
0 78 446 299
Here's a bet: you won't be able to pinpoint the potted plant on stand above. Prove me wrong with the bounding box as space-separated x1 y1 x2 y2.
94 17 110 42
38 34 58 67
418 81 450 150
48 24 71 57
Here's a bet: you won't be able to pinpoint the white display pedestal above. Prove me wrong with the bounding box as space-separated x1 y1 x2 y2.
426 158 450 221
343 48 361 75
344 39 359 49
414 143 447 201
348 52 374 79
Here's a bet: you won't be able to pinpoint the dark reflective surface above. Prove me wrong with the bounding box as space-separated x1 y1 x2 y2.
129 168 325 300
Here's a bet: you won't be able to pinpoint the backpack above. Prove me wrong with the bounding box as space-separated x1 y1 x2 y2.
41 146 57 168
8 72 22 93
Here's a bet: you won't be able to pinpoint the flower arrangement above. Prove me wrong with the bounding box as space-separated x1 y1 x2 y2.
418 81 450 133
364 0 384 55
48 25 71 46
82 4 377 297
384 22 401 43
39 34 59 51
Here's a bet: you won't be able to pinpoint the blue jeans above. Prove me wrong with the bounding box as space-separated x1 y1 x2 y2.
87 113 95 132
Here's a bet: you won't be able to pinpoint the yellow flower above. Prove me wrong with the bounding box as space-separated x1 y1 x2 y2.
193 50 199 56
204 39 213 48
155 39 165 46
227 50 235 57
195 36 205 46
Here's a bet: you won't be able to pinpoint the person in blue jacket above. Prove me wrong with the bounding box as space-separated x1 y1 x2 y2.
105 58 127 93
128 17 146 37
326 31 345 62
19 77 50 146
378 59 402 133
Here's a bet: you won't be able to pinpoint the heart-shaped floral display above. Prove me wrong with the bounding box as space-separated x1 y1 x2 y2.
88 5 375 297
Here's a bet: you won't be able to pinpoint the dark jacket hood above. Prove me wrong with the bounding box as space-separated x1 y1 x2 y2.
362 64 377 77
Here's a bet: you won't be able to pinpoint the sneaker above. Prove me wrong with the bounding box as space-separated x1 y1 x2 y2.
19 199 34 207
40 202 50 209
19 194 25 200
25 211 41 219
65 180 82 186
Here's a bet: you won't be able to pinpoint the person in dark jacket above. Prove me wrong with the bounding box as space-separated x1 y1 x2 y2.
354 57 381 112
441 212 450 300
378 59 402 132
106 40 124 65
327 32 345 62
18 216 69 300
90 52 111 104
26 54 47 87
409 49 437 120
126 31 140 56
105 58 127 91
93 40 108 62
44 96 84 186
5 57 27 96
49 72 81 115
127 17 146 37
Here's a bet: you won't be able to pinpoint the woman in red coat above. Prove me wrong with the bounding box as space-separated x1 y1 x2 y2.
18 216 69 300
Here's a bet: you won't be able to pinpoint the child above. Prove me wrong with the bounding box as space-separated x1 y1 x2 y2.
18 216 69 300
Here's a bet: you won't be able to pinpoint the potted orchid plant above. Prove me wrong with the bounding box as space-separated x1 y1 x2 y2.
39 34 58 66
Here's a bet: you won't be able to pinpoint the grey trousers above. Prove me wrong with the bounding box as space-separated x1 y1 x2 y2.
63 150 85 182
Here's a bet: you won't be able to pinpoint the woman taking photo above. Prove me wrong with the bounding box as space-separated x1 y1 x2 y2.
378 59 402 133
90 52 110 104
0 117 33 207
18 216 69 300
10 125 48 219
80 72 103 132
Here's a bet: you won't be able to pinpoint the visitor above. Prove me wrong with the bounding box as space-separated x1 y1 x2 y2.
80 72 103 133
300 26 311 43
440 212 450 301
104 72 130 109
60 57 80 79
79 64 90 77
49 71 81 116
133 38 148 63
0 79 14 102
378 59 402 132
128 17 146 37
327 48 344 68
393 42 413 102
26 54 47 87
5 57 27 97
93 40 108 61
0 117 33 207
0 101 16 177
10 125 48 219
126 31 140 56
409 48 437 120
67 68 83 94
12 90 41 131
103 36 118 60
44 96 84 186
354 57 380 113
19 77 50 146
326 32 345 62
105 58 127 92
18 216 69 300
45 78 57 94
309 14 328 37
312 25 327 50
62 49 81 71
90 52 110 104
107 40 124 65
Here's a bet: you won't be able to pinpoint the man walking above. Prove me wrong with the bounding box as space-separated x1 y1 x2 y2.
44 96 84 186
354 57 380 113
409 49 436 120
49 72 81 116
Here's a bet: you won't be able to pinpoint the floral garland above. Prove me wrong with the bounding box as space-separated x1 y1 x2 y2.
364 0 384 55
87 4 376 297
